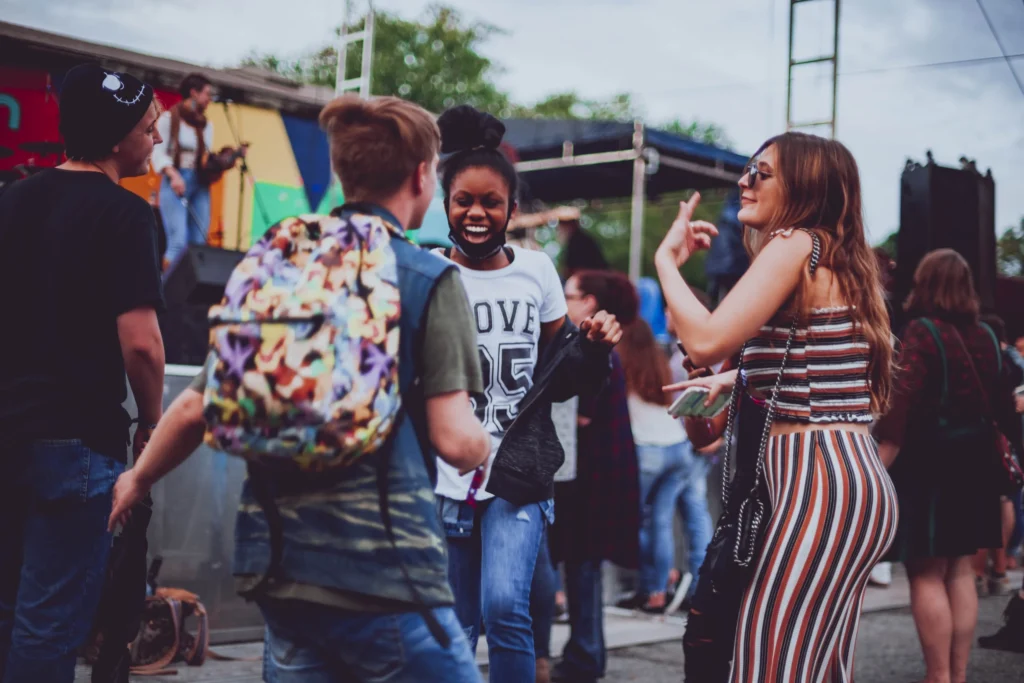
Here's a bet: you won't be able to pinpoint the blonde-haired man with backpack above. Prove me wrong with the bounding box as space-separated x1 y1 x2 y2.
110 95 491 682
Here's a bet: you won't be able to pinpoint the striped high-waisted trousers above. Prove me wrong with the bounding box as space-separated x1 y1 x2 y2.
730 429 898 683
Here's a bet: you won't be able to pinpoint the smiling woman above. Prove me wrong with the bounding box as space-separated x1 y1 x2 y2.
432 103 623 683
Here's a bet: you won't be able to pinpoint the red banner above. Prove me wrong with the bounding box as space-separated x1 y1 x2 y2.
0 66 62 173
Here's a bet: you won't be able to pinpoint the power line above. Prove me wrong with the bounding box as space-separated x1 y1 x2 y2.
975 0 1024 101
653 51 1024 98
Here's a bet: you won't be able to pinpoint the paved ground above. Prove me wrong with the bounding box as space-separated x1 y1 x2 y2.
603 595 1023 683
75 572 1024 681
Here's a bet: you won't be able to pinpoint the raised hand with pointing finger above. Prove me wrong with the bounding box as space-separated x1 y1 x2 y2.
655 191 719 268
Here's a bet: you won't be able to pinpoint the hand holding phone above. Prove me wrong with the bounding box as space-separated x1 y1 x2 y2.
668 386 730 419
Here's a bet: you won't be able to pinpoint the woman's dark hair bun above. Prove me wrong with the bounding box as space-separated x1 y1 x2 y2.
438 104 505 154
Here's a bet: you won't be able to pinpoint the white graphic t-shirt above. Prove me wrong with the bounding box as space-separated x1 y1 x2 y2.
434 246 568 501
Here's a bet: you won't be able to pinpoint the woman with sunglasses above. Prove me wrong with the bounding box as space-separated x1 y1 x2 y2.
660 133 896 682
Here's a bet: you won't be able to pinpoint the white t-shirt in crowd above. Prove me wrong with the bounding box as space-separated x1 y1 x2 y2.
627 394 687 447
435 246 568 501
551 397 579 482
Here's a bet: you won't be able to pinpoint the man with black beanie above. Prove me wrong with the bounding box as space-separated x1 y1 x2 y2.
0 63 166 683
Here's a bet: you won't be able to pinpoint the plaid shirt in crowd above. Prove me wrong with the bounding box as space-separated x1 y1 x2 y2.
551 352 640 569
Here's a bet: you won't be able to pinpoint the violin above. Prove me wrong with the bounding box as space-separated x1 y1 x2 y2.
199 143 248 186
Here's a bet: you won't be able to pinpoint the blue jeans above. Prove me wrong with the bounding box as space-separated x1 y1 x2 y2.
529 526 557 659
440 496 550 683
159 168 210 265
0 440 123 683
674 444 713 592
259 599 481 683
560 559 605 680
636 441 713 595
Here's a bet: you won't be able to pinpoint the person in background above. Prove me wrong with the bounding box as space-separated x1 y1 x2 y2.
875 249 1018 683
549 270 641 683
616 319 713 615
663 300 723 608
556 207 608 279
109 94 493 682
978 386 1024 654
0 64 166 682
151 73 215 265
974 315 1024 594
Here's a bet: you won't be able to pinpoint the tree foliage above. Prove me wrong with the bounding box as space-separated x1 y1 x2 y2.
243 5 511 115
242 4 732 147
997 217 1024 277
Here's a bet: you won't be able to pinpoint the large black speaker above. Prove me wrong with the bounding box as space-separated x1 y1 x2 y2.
159 245 245 366
895 156 996 311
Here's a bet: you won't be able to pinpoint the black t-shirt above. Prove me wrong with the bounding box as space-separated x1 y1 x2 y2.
0 169 165 460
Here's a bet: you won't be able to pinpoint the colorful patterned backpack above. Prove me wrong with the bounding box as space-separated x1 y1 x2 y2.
203 212 403 470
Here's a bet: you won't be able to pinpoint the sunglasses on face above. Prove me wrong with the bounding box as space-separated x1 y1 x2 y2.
745 162 774 188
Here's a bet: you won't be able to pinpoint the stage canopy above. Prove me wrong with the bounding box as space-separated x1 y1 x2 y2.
501 119 749 278
502 119 749 204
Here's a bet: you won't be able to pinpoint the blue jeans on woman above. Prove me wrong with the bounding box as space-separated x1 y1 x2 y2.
529 526 557 660
636 441 713 596
440 496 552 683
159 168 210 265
0 440 123 683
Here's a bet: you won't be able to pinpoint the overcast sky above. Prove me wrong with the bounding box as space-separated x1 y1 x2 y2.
4 0 1023 243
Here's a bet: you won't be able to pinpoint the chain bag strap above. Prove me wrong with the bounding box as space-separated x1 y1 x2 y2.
717 229 818 568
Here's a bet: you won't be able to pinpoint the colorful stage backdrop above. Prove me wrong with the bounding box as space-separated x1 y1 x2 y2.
0 66 451 251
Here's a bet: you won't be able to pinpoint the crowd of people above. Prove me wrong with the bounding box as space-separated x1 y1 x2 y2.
0 63 1022 683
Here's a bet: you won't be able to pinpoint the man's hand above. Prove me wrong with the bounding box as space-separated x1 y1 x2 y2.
580 310 622 347
109 468 148 531
1015 394 1024 414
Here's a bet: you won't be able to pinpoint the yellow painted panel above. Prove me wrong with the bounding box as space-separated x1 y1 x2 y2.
207 103 303 249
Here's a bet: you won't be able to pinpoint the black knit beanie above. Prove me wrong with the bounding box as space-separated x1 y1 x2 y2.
59 63 154 161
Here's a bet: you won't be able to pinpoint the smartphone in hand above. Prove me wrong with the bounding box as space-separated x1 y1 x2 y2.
668 386 729 419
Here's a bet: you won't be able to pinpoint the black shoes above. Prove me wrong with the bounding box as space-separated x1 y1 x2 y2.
977 592 1024 654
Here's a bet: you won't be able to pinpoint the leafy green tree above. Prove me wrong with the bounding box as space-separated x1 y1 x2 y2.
661 119 732 149
876 230 898 259
997 217 1024 276
511 91 639 121
243 5 510 114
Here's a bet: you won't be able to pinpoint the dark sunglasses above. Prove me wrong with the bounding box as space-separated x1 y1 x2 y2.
745 162 774 188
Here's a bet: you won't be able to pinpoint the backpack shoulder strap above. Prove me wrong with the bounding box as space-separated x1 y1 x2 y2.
980 322 1002 374
916 317 949 409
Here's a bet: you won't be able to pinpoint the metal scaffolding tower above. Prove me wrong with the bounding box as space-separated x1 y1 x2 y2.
335 0 375 98
786 0 840 138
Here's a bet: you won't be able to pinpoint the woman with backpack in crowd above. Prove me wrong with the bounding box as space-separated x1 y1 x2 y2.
660 132 897 682
875 249 1022 683
432 105 622 683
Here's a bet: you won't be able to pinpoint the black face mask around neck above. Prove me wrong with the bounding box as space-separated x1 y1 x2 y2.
448 227 507 262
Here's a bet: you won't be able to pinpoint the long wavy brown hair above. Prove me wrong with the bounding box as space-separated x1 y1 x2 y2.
617 319 673 406
743 132 893 414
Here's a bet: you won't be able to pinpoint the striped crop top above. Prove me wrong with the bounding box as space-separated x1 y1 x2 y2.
740 307 873 423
